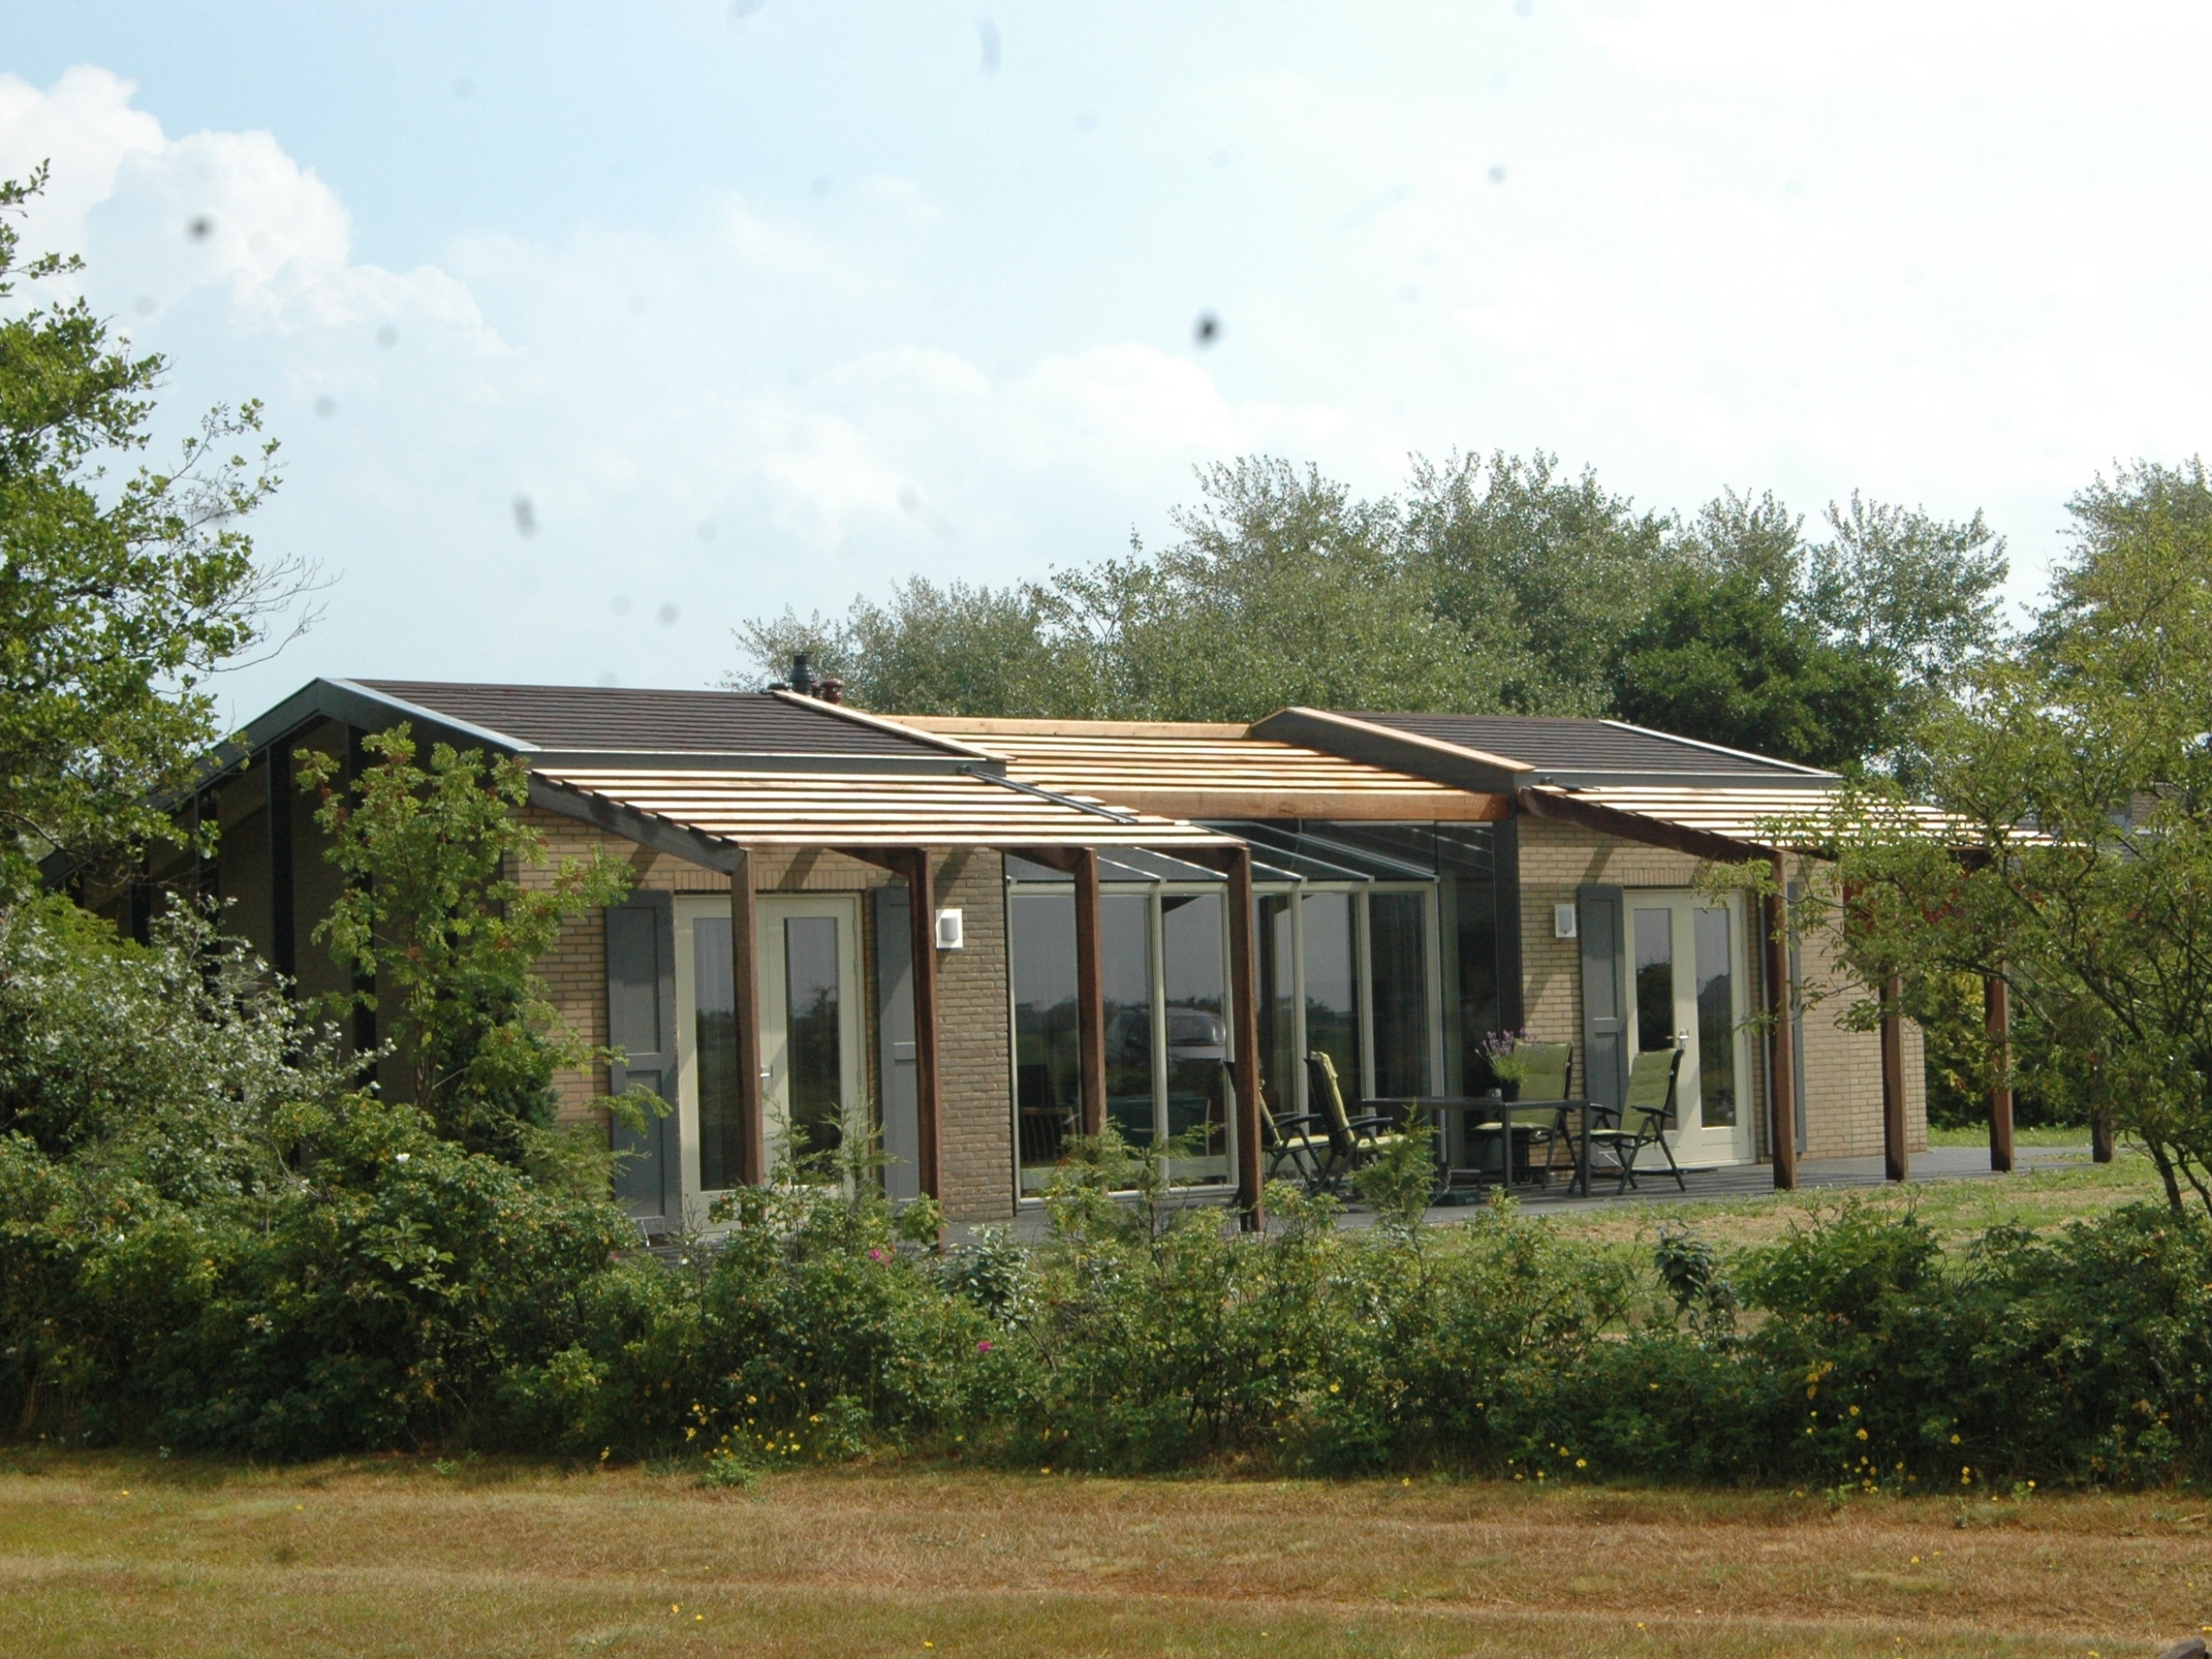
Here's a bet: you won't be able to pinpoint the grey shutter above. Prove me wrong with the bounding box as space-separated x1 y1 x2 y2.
874 886 922 1202
606 890 677 1231
1577 884 1627 1116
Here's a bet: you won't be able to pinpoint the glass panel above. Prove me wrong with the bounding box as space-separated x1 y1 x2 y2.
1256 892 1298 1121
1633 907 1675 1053
1694 906 1738 1128
1101 893 1155 1145
1369 891 1429 1097
784 917 842 1160
1161 893 1228 1182
1450 871 1499 1093
1010 891 1079 1191
695 918 741 1190
1301 891 1363 1097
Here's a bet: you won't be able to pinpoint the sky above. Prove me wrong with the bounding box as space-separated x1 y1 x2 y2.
5 3 2210 728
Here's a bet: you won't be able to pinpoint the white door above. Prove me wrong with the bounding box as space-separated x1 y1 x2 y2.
758 895 865 1173
1624 892 1755 1166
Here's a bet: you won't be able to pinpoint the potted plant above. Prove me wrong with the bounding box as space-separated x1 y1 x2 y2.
1477 1029 1534 1102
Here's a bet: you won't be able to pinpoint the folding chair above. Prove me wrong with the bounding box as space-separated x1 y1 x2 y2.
1580 1046 1688 1195
1304 1052 1414 1193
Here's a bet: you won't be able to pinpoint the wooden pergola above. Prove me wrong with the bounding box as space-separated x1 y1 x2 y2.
529 764 1277 1224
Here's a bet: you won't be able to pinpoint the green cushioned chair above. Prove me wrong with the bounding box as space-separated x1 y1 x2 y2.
1305 1051 1413 1194
1470 1039 1573 1185
1582 1046 1687 1195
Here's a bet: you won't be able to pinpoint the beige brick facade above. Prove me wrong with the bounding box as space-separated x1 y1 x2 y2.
517 809 1019 1223
1514 818 1924 1162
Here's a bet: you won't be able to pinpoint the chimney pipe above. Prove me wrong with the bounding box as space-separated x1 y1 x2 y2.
788 652 815 697
819 677 845 704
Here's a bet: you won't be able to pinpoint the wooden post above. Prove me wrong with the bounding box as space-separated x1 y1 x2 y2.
2091 1110 2115 1164
1985 972 2014 1173
1764 857 1798 1192
1072 846 1107 1140
729 848 767 1186
899 849 944 1205
1880 973 1908 1183
1224 846 1264 1231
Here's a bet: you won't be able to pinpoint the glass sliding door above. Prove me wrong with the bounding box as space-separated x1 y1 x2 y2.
1368 890 1430 1098
1101 893 1154 1146
1011 890 1080 1193
781 915 843 1160
1256 891 1299 1123
1300 891 1363 1105
1160 892 1229 1184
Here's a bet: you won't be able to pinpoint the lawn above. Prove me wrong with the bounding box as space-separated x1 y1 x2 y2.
0 1456 2205 1657
1532 1145 2168 1253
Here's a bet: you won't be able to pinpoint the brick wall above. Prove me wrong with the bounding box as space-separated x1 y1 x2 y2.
1514 818 1924 1161
517 810 1019 1222
931 849 1015 1223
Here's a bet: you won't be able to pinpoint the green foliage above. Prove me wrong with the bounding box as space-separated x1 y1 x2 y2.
1608 562 1900 770
1824 460 2212 1216
296 728 633 1162
733 453 2004 779
0 168 308 888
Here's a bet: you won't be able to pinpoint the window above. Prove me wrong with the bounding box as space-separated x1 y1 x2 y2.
1008 871 1445 1197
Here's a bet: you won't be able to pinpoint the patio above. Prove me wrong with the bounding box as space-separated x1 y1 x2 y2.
980 1143 2098 1243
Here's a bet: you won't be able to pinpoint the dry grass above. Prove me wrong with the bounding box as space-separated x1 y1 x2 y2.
2 1455 2207 1656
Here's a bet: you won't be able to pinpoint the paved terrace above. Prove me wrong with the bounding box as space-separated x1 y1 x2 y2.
981 1144 2098 1243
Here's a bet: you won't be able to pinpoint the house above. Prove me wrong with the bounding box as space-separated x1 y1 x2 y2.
82 676 1933 1229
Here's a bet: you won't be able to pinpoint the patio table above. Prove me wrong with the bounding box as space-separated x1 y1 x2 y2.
1371 1095 1594 1201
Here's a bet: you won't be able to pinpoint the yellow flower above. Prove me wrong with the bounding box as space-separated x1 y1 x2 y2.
1855 1428 1869 1441
1575 1459 1586 1469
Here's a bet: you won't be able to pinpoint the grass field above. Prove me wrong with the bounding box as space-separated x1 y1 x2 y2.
1534 1145 2165 1253
0 1456 2206 1657
1924 1123 2100 1149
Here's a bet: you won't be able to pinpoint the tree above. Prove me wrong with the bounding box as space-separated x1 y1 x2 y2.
1824 460 2212 1217
0 168 310 892
1607 493 1899 769
1402 449 1676 715
297 727 632 1165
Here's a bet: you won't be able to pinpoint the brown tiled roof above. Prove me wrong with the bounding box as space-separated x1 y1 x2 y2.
352 680 962 760
1345 712 1834 781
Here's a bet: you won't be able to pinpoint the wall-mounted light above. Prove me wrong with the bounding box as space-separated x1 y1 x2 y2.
935 907 965 950
1554 903 1579 940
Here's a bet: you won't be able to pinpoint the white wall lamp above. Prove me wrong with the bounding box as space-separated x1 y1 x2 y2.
935 907 965 950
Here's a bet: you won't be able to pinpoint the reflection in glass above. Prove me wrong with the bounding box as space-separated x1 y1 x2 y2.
1257 892 1298 1120
695 918 741 1190
1634 907 1675 1052
1450 871 1499 1092
1101 893 1154 1144
1302 891 1363 1097
1370 891 1428 1097
1011 891 1078 1190
1161 893 1228 1181
1694 906 1737 1128
784 917 842 1159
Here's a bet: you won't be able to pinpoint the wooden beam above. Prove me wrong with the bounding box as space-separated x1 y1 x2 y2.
1985 972 2014 1173
1249 707 1534 796
1881 973 1908 1184
899 849 944 1205
1764 856 1798 1192
1021 787 1507 823
729 848 767 1186
1072 847 1107 1140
